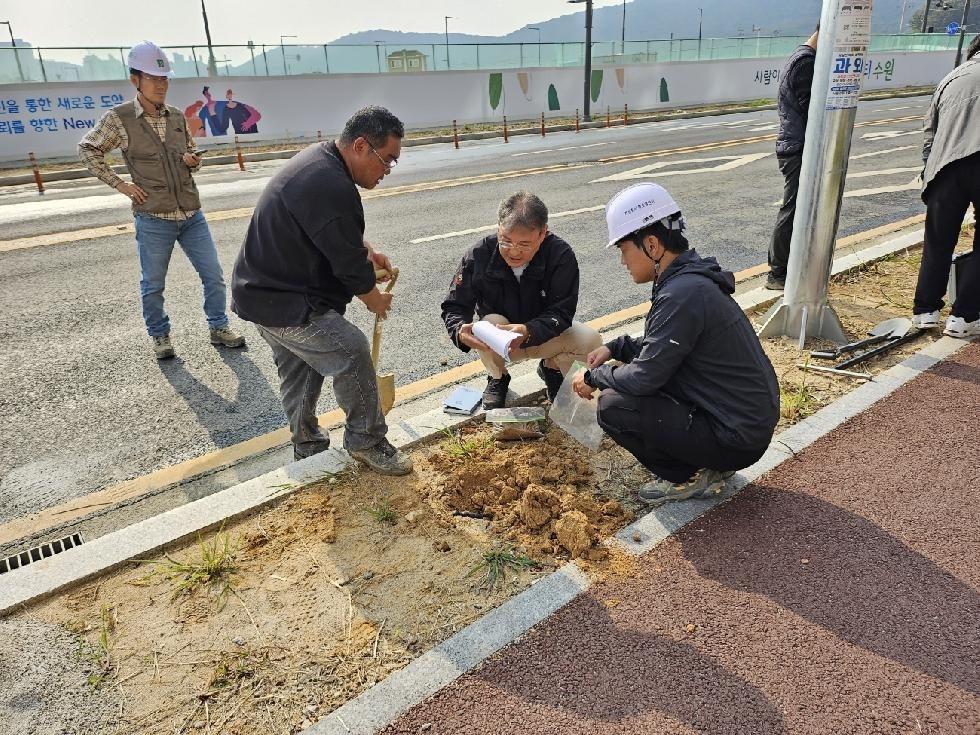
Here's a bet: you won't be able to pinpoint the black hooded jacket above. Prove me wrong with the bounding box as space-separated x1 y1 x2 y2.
589 249 780 451
775 43 817 157
441 232 580 351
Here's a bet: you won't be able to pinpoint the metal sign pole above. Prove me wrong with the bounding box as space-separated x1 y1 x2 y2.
759 0 875 346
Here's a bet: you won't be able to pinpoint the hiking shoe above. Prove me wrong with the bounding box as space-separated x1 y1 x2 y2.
151 334 175 360
536 360 564 401
912 310 941 329
350 438 413 476
294 444 329 462
637 468 731 506
482 373 511 409
765 274 785 291
943 315 980 339
210 326 246 348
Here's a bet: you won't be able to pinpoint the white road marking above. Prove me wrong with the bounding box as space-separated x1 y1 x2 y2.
749 123 779 131
590 151 772 182
851 145 917 159
512 142 611 157
410 205 605 244
861 129 920 141
844 177 920 197
847 167 921 178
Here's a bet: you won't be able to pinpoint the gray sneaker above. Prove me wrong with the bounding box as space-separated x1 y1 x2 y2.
350 438 413 476
210 326 246 348
637 468 731 506
152 334 175 360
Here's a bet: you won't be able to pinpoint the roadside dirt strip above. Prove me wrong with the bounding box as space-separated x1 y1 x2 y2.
362 342 980 734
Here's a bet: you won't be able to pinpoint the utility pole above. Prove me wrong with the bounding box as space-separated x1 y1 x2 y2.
567 0 594 119
200 0 217 76
621 0 627 55
954 0 973 65
445 16 453 69
698 8 704 60
0 21 25 82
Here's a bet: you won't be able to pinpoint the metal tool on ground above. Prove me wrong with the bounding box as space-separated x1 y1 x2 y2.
835 325 923 369
796 363 873 380
810 317 913 360
372 267 399 415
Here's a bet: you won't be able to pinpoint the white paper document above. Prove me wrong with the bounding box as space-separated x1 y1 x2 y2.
472 321 523 361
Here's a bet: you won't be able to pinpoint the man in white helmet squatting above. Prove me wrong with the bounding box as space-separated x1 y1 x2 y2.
571 183 780 505
78 41 245 360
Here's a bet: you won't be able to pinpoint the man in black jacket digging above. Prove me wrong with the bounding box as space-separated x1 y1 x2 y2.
441 191 602 408
572 183 779 506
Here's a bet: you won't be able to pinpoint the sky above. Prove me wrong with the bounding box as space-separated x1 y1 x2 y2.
3 0 629 48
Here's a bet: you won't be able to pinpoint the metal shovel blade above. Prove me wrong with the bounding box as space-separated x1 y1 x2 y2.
810 317 913 360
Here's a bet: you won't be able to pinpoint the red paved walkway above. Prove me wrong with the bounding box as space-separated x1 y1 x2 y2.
382 343 980 734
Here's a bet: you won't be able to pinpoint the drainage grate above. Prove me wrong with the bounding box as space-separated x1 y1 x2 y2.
0 533 84 575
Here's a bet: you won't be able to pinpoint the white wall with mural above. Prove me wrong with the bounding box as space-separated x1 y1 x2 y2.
0 50 952 162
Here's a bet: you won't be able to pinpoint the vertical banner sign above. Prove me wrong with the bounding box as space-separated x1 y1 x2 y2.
827 0 874 110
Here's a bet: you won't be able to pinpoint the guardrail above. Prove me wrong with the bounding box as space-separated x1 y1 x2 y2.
0 33 974 84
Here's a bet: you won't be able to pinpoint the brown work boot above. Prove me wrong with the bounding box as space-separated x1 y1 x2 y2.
210 326 246 348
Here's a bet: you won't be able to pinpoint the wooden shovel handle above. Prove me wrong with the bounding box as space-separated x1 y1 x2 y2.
371 267 399 369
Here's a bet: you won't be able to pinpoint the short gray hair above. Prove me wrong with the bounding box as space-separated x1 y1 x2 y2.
497 191 548 230
339 106 404 148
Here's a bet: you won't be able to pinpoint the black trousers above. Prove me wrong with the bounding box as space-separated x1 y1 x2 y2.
914 152 980 322
596 389 768 484
768 153 803 279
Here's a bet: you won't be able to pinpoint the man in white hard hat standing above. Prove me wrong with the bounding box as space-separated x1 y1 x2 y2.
571 183 779 506
79 41 245 359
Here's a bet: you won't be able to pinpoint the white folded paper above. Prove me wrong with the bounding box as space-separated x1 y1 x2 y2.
472 321 523 361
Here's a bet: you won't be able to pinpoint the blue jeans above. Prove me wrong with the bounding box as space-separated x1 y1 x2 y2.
134 211 230 337
256 311 387 457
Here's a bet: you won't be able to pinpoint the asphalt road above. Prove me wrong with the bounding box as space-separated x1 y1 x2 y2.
0 96 930 522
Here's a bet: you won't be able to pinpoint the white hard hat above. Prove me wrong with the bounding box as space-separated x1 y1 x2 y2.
127 41 174 77
604 182 683 248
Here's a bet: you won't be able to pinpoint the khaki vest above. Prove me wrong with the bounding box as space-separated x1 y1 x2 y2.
114 103 201 214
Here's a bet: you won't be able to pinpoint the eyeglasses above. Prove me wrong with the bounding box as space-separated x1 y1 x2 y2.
497 238 537 253
140 74 169 85
368 143 398 172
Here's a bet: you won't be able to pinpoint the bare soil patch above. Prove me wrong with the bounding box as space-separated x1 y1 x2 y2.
12 233 969 734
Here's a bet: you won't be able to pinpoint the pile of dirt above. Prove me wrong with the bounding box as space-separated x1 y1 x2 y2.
9 232 972 735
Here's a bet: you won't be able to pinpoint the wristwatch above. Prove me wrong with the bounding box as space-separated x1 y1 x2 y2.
582 369 595 388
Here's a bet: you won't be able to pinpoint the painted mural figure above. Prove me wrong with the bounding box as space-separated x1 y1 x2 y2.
224 88 261 134
198 86 228 136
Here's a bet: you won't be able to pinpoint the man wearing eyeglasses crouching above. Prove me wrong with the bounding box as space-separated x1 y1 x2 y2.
441 191 602 409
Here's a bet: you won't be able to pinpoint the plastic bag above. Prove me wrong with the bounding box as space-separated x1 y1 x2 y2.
548 361 604 451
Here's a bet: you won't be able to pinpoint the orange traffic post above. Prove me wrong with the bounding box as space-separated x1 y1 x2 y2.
234 136 246 171
503 115 509 143
575 108 580 133
452 120 459 150
28 152 45 195
540 112 546 137
624 103 629 126
606 106 611 128
316 129 322 143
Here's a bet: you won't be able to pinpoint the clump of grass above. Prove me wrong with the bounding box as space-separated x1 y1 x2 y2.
77 605 116 689
780 365 819 422
139 528 240 609
440 427 493 458
467 547 537 591
366 498 398 525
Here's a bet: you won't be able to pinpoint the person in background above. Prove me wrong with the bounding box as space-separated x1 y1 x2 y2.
573 183 779 505
231 106 412 476
441 191 602 409
78 40 245 360
766 22 820 291
911 34 980 339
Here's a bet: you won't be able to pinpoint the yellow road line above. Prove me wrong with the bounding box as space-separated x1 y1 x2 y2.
0 213 926 546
